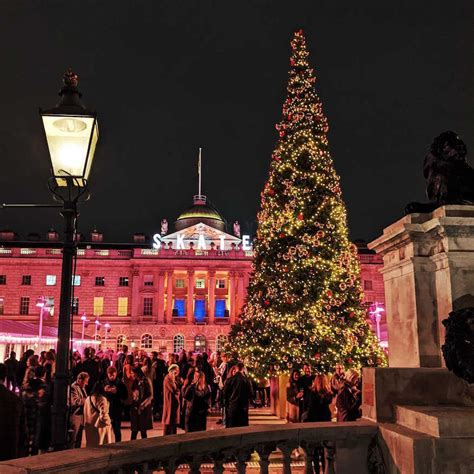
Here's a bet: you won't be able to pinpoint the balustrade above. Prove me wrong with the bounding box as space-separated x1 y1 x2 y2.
0 421 378 473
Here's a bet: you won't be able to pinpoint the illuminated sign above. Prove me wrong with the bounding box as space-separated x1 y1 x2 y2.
152 233 252 251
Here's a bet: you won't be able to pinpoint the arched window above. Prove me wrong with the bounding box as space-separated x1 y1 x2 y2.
216 334 227 352
194 334 207 353
141 333 153 350
173 334 185 353
116 334 126 352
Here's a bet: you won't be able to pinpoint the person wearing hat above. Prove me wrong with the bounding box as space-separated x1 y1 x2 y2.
130 367 153 440
162 364 182 435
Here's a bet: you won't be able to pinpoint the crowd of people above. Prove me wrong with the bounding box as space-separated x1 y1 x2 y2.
0 346 361 466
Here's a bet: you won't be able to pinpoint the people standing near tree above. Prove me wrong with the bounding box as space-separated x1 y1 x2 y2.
22 354 39 389
286 369 303 423
336 369 362 422
115 344 128 379
122 354 135 405
330 364 346 394
0 363 25 461
103 366 127 443
43 350 56 385
162 364 182 435
69 372 89 448
222 362 253 428
83 382 113 446
130 367 153 440
298 363 315 418
4 351 19 392
22 365 51 455
183 369 211 432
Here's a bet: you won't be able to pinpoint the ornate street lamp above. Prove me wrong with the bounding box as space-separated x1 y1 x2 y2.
40 69 98 188
40 69 99 450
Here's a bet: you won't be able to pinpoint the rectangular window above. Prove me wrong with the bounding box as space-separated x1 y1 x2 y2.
144 275 154 287
0 298 4 315
95 276 105 286
194 299 206 321
119 277 129 287
216 279 226 289
215 299 227 317
0 275 6 285
364 280 373 291
118 297 128 316
143 297 153 316
195 278 205 289
175 278 185 289
93 297 104 316
20 296 29 315
173 299 185 317
22 275 31 285
72 297 79 316
72 275 81 286
46 275 57 286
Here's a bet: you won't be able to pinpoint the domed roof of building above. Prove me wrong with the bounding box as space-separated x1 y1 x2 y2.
175 195 226 231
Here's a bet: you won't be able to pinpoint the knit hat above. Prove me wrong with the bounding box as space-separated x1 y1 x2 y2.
168 363 179 373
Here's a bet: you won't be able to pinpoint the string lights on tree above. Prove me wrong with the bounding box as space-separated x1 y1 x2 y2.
229 29 387 378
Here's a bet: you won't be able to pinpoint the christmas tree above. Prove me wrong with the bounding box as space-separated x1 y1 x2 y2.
229 30 386 378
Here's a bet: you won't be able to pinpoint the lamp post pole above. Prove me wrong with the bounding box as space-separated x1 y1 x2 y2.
37 296 46 346
51 197 77 450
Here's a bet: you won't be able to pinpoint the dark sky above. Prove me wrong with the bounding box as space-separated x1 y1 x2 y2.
0 1 472 242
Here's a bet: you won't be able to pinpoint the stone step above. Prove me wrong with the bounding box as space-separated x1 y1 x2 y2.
395 405 474 438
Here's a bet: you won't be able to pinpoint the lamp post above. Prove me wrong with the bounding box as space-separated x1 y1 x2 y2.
369 302 385 342
80 313 89 341
36 296 49 347
103 323 111 350
40 69 99 450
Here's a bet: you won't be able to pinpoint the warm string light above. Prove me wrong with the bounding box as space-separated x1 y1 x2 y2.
228 29 387 379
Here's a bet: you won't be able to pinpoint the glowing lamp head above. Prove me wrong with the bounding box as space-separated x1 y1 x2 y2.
81 313 87 322
40 68 99 187
36 297 46 308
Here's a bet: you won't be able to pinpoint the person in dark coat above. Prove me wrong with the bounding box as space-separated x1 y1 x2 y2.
286 369 303 423
0 363 25 461
197 353 214 387
162 364 182 435
79 347 102 394
151 351 167 419
22 365 51 455
103 366 128 442
302 375 334 474
298 363 315 417
183 369 211 432
16 349 34 392
4 351 19 392
336 369 362 422
330 364 346 395
130 367 153 440
222 362 253 428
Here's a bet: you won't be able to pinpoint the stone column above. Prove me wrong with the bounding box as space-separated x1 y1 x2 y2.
187 270 195 324
157 271 165 324
165 271 173 324
130 269 140 324
208 270 216 324
229 271 236 324
237 271 245 316
369 205 474 367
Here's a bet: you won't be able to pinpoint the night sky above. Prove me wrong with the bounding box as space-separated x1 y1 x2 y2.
0 1 472 243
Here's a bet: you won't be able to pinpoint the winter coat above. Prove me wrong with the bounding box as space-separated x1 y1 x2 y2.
0 384 25 461
183 383 211 432
302 390 333 422
103 378 128 421
162 374 181 426
336 382 361 422
286 381 301 423
222 372 253 427
130 378 153 432
83 394 113 446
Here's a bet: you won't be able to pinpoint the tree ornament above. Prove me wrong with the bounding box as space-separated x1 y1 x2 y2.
297 213 304 221
264 299 270 307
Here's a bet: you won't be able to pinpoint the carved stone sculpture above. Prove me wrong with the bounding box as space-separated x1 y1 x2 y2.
406 131 474 214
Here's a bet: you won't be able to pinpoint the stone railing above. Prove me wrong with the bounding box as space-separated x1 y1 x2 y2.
0 421 378 473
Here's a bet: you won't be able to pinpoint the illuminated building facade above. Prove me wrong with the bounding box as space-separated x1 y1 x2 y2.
0 195 386 359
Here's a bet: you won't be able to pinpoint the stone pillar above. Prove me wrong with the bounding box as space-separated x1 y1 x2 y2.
369 205 474 368
187 270 194 324
130 269 140 324
229 271 236 324
237 271 245 316
157 271 165 324
208 270 216 324
165 271 173 324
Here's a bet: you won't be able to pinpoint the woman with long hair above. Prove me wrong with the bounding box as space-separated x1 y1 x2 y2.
183 369 211 432
286 369 303 423
83 382 113 446
123 354 135 406
130 367 153 440
336 369 362 422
